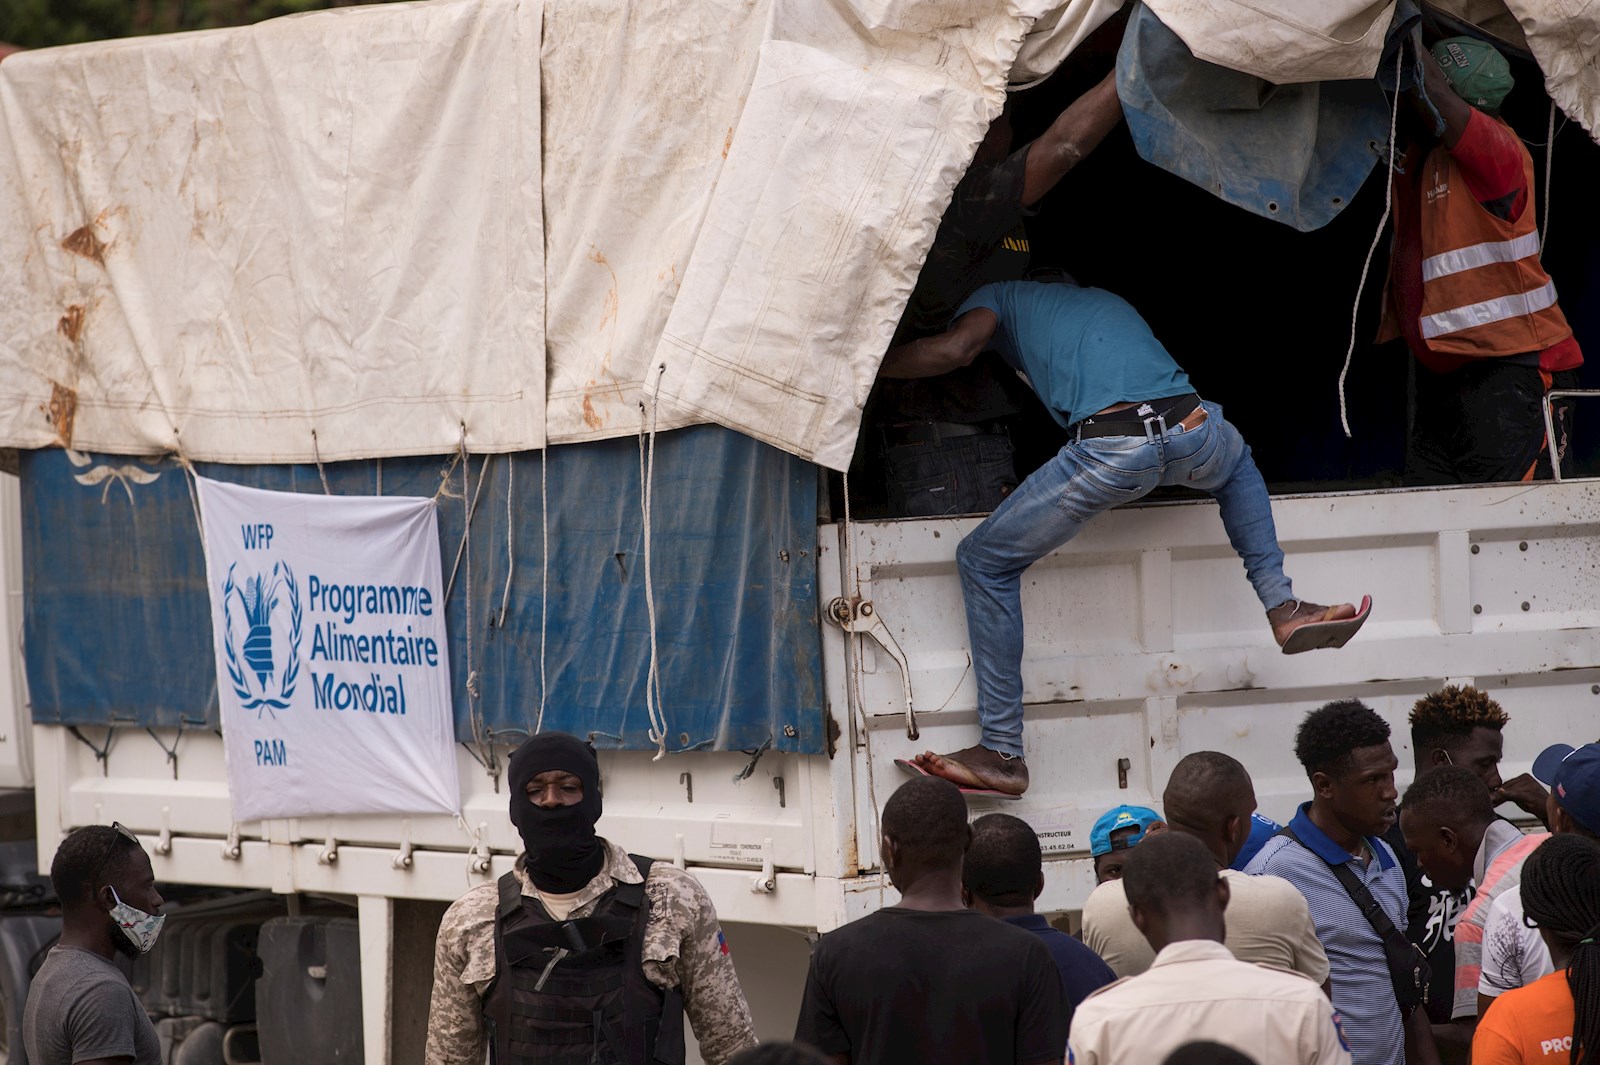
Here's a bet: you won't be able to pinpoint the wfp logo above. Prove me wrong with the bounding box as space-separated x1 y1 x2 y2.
222 561 303 714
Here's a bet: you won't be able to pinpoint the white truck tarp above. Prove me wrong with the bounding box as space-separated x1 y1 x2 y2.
1 0 1590 469
0 0 1088 469
1143 0 1599 139
0 0 546 465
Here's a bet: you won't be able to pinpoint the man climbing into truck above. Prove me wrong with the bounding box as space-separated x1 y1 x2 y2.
886 278 1371 796
864 59 1126 518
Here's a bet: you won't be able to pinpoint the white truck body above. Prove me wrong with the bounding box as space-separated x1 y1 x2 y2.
8 475 1598 1061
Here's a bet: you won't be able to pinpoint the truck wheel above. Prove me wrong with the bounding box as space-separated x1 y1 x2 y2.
173 1020 226 1065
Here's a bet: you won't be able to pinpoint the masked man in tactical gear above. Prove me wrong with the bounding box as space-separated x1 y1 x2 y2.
427 732 757 1065
24 823 165 1065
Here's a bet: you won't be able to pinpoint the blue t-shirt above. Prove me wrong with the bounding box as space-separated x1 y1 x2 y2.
953 281 1192 428
1229 812 1283 871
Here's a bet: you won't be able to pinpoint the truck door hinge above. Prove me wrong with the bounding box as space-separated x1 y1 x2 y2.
824 596 919 740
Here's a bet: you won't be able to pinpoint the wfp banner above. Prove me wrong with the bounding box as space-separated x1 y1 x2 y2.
196 477 462 821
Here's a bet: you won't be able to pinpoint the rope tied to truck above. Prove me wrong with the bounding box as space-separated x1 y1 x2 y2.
456 425 500 791
536 443 549 735
310 428 332 495
639 363 670 761
840 471 885 904
1339 47 1404 440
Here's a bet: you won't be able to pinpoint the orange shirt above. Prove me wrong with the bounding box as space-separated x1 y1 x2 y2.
1473 970 1575 1064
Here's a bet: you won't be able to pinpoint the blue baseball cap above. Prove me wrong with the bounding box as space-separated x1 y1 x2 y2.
1533 742 1600 834
1091 805 1163 857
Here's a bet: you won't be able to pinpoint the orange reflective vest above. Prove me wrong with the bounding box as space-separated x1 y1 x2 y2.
1387 129 1573 359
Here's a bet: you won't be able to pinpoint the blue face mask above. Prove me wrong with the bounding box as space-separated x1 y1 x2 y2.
108 886 165 954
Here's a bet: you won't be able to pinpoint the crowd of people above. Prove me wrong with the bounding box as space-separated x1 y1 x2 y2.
428 691 1592 1065
18 692 1598 1065
14 19 1592 1065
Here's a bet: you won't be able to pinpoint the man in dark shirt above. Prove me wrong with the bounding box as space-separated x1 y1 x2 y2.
868 68 1125 517
962 812 1117 1020
794 777 1067 1065
23 824 164 1065
1380 686 1549 1062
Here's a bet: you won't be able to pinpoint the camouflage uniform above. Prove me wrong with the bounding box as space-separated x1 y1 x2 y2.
425 838 756 1065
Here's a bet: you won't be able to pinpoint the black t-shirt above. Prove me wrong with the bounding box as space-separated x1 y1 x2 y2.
873 144 1037 426
1382 817 1473 1025
900 143 1033 339
794 908 1068 1065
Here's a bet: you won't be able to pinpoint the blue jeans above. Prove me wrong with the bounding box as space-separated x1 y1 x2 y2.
956 400 1293 757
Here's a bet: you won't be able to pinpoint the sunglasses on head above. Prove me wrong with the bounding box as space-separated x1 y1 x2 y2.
98 822 141 881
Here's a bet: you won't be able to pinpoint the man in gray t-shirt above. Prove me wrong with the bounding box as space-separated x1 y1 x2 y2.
25 947 160 1065
24 824 164 1065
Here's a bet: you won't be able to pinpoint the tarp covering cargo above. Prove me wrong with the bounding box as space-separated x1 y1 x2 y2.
0 0 1593 473
0 0 1092 472
1141 0 1599 137
18 426 826 754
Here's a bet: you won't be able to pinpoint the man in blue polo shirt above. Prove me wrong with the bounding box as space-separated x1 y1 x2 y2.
881 279 1369 796
1247 700 1435 1065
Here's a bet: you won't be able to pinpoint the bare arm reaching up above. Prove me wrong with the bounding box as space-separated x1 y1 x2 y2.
878 309 999 379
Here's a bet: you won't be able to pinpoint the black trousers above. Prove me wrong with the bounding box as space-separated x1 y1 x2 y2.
1404 361 1577 486
881 429 1017 518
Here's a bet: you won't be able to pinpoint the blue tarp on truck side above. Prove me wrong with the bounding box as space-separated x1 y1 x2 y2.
20 426 826 755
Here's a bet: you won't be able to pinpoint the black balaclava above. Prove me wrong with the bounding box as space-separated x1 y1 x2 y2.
508 733 605 893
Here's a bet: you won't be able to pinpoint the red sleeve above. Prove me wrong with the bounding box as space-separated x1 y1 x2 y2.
1448 109 1528 220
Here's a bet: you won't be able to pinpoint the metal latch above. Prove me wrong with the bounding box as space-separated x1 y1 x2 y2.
825 596 920 740
392 819 414 870
749 837 776 894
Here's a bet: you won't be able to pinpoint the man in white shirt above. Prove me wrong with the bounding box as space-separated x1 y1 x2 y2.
1082 751 1329 988
1068 832 1352 1065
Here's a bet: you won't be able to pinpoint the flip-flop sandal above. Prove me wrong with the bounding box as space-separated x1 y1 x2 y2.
894 758 1022 800
1280 595 1372 655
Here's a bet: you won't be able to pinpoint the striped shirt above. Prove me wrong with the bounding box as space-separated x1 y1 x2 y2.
1453 822 1546 1019
1246 804 1407 1065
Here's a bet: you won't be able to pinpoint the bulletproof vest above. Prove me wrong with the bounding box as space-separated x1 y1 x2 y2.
483 856 686 1065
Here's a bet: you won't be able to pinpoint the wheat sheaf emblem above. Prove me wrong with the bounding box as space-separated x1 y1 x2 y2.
222 560 302 715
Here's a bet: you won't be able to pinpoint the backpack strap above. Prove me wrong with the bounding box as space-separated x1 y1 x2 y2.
1274 825 1406 944
612 854 654 910
1275 823 1429 1012
496 870 523 920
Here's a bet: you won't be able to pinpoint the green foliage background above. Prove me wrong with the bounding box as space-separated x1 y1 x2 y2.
0 0 400 49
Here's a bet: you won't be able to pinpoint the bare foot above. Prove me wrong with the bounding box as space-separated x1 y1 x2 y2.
910 745 1029 795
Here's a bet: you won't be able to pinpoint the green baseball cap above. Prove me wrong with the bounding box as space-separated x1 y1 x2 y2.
1431 37 1514 112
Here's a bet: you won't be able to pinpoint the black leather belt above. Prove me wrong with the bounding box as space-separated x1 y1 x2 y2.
1072 394 1203 440
883 421 1007 447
